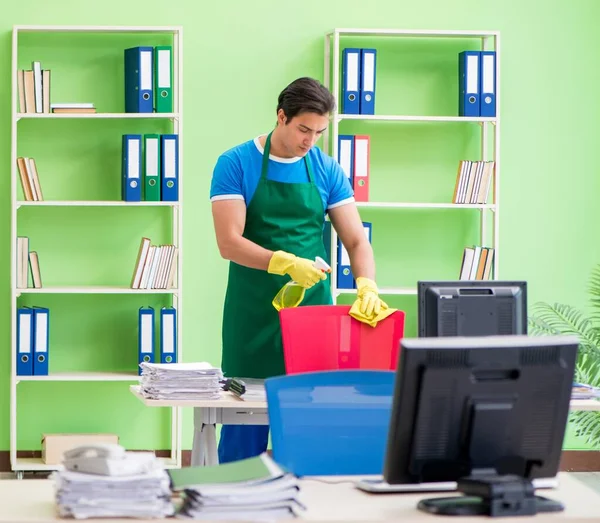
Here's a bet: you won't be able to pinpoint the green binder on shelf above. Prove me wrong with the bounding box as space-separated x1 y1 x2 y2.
143 134 161 201
154 46 173 113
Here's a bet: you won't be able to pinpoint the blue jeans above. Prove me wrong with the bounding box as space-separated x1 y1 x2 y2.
217 424 270 464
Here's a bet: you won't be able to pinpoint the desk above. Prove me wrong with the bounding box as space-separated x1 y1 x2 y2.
130 386 600 468
0 472 599 522
130 386 268 466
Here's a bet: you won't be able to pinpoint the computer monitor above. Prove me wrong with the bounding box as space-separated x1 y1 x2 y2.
383 334 578 517
418 280 527 337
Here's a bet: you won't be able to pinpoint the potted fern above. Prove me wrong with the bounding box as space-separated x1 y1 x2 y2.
528 265 600 448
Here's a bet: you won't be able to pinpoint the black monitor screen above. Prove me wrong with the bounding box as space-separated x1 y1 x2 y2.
384 334 578 486
418 281 527 337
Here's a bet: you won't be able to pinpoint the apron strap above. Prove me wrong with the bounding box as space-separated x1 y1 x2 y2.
262 131 315 184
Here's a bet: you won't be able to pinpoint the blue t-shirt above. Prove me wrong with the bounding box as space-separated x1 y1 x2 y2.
210 136 354 212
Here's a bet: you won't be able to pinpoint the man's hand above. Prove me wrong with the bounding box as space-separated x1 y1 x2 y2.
268 251 327 288
355 277 386 315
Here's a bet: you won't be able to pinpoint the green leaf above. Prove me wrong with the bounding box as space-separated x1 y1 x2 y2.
528 302 600 357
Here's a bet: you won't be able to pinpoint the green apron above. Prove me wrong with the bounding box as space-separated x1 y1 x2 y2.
221 132 332 379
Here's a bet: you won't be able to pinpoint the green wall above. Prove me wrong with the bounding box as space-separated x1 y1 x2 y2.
1 0 599 453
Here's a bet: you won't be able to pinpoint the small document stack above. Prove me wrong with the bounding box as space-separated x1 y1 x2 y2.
572 382 600 400
225 377 266 402
139 361 223 400
53 444 174 519
169 452 303 520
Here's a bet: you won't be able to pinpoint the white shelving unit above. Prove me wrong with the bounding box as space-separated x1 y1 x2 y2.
323 28 500 299
9 25 184 477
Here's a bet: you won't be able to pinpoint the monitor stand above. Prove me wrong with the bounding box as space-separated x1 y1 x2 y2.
417 474 564 517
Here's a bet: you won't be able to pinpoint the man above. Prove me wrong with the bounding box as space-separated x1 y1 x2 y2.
210 77 393 463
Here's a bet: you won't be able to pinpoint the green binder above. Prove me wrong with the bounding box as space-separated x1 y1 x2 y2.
154 46 173 113
143 134 161 201
167 452 285 490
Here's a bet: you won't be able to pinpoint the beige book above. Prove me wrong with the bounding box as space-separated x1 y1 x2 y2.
29 251 42 288
23 70 35 113
28 158 43 201
16 157 34 201
166 247 178 289
42 70 50 113
17 70 25 113
131 237 151 289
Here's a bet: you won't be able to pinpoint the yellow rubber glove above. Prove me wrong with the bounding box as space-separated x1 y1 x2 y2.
267 251 327 289
350 277 398 328
355 277 383 316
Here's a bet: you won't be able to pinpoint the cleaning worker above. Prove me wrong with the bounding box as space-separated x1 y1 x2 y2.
210 77 395 463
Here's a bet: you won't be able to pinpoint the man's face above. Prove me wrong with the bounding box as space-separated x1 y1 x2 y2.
277 110 329 157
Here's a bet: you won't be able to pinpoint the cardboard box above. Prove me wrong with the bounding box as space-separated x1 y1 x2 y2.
41 433 119 465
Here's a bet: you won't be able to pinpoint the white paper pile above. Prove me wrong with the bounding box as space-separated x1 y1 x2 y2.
139 361 223 400
572 382 600 399
172 453 303 520
54 453 174 519
227 377 266 402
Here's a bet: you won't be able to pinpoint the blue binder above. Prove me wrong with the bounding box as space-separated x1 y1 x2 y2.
479 51 496 117
337 135 355 188
138 306 155 374
458 51 480 117
160 307 177 364
122 135 142 201
323 221 332 267
360 49 377 115
16 307 33 376
161 134 179 201
353 222 373 289
337 235 354 290
124 46 154 113
342 48 361 114
32 306 49 376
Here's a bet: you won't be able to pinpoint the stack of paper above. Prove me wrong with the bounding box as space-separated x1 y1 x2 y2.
139 361 223 400
226 377 266 401
572 382 600 400
169 452 303 520
54 453 174 519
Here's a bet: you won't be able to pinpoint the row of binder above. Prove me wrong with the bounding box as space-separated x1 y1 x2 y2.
16 306 49 376
122 134 179 202
323 221 372 289
16 237 43 289
338 135 370 202
138 306 177 374
458 50 497 117
342 48 377 115
125 46 173 113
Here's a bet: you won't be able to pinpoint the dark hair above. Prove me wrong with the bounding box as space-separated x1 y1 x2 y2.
277 77 336 122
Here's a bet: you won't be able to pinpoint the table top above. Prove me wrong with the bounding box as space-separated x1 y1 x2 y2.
129 385 268 409
0 472 598 522
129 385 600 412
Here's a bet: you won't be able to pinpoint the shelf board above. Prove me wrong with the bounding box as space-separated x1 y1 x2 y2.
355 202 495 210
336 287 417 296
16 112 179 120
12 455 179 472
329 28 499 38
18 200 179 207
16 286 179 295
14 25 182 34
17 371 139 382
337 114 497 123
